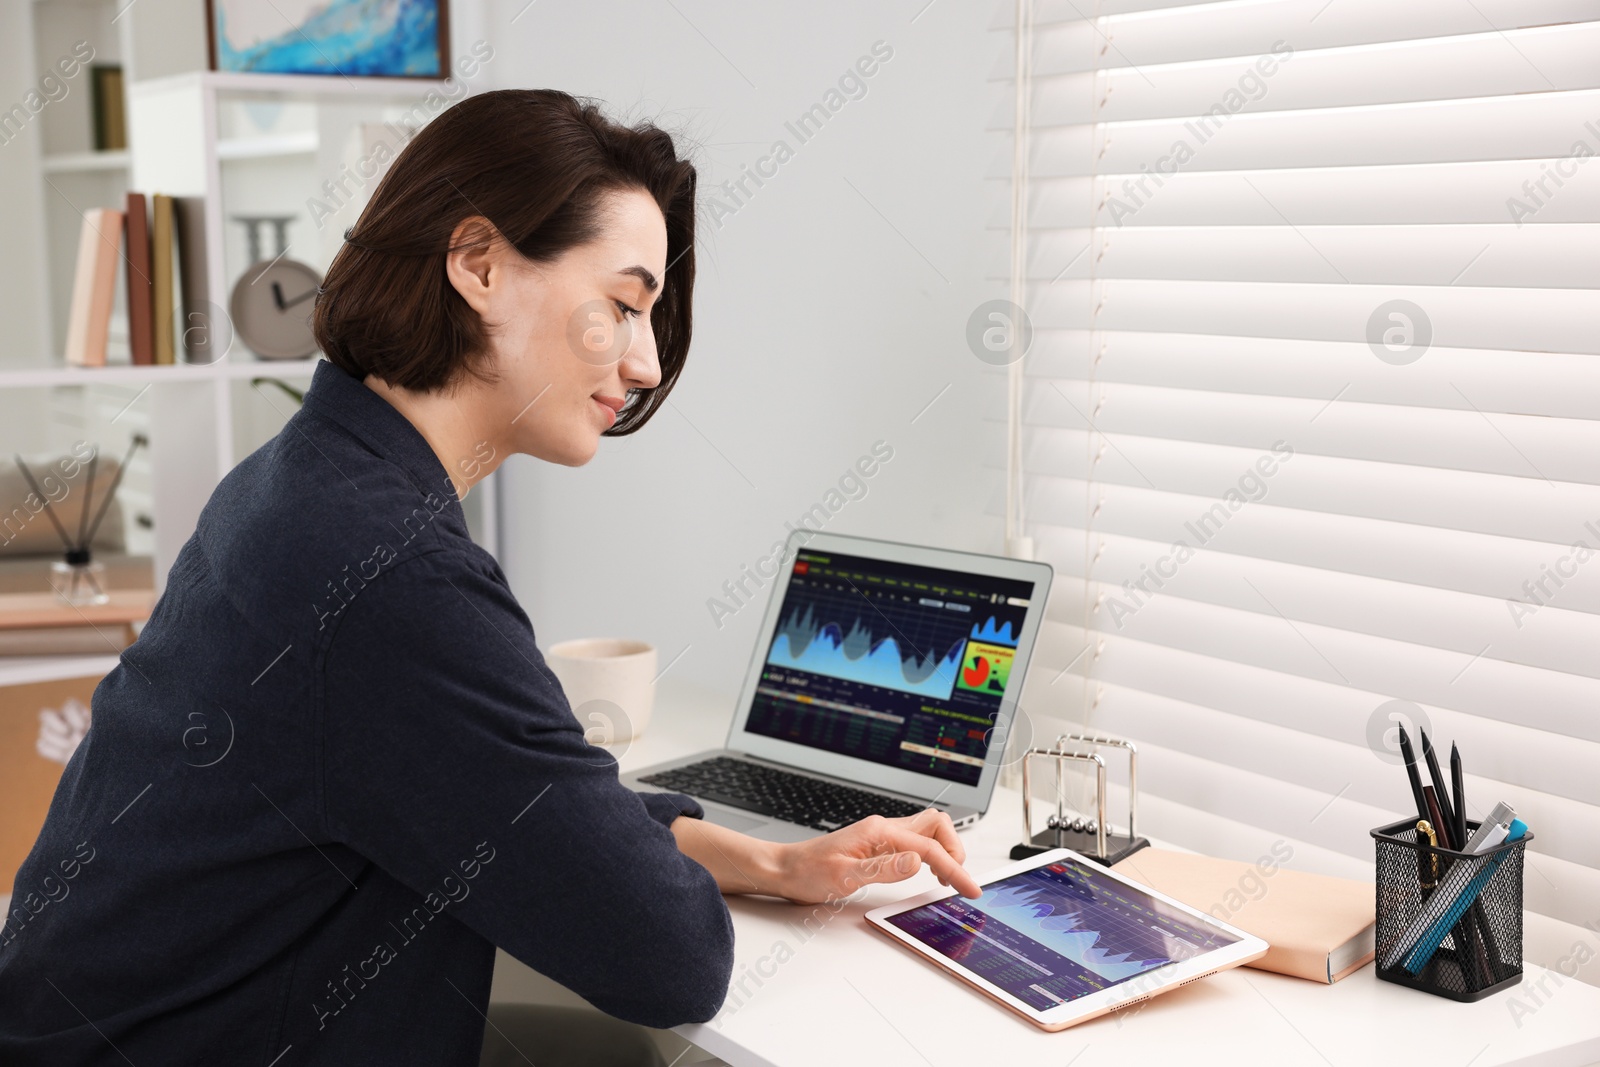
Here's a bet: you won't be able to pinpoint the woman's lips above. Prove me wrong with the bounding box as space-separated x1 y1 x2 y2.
592 396 617 427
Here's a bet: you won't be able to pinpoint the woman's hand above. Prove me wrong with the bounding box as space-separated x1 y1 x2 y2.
669 807 984 904
771 809 984 906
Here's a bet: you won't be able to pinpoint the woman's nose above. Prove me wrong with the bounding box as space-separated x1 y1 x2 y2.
620 320 661 391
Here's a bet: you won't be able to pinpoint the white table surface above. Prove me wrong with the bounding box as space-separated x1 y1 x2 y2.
620 680 1600 1067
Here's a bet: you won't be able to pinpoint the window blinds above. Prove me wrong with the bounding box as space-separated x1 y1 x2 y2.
987 0 1600 957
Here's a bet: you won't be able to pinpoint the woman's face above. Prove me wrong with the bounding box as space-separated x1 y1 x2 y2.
463 187 668 467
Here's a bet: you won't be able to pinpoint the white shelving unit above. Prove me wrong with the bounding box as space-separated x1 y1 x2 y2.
3 2 500 691
216 130 318 161
41 148 131 173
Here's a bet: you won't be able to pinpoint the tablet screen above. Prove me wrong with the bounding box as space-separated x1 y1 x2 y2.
884 855 1242 1012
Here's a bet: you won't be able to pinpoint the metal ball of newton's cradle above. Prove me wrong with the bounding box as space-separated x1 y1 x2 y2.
1015 735 1149 865
1046 814 1099 835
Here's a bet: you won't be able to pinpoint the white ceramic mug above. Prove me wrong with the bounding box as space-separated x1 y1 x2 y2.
544 638 657 745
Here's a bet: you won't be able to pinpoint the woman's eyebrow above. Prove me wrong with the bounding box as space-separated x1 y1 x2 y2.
618 265 659 292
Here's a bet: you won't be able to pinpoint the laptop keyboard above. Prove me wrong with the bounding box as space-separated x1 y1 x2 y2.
639 755 928 832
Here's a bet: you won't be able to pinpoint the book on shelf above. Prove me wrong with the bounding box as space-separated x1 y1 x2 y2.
0 623 138 656
151 193 176 365
0 590 153 657
125 192 154 366
63 208 124 367
61 192 208 370
90 65 126 152
173 196 215 364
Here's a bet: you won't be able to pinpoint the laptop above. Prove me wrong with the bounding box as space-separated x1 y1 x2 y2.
621 531 1053 842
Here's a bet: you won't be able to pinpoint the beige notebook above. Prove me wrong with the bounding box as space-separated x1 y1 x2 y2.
64 208 124 366
1112 847 1375 984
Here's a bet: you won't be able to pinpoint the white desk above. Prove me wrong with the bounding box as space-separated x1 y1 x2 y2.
620 681 1600 1067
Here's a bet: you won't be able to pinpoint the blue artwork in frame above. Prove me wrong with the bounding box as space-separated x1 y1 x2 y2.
206 0 449 78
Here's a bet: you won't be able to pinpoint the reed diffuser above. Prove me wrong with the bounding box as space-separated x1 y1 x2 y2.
12 435 144 607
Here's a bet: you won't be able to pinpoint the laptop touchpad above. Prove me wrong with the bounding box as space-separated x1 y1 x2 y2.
701 807 768 832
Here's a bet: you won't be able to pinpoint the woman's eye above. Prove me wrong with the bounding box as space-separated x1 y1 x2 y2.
616 300 643 319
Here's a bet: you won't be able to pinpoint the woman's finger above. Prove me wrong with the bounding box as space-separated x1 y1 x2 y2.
850 836 905 885
903 807 966 865
874 822 983 898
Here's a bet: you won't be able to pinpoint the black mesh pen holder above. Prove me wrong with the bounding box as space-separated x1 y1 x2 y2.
1371 818 1531 1002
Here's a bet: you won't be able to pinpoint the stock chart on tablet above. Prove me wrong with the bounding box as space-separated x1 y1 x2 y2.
887 857 1241 1011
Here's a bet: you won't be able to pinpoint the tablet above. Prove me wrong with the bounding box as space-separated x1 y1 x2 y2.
864 848 1269 1031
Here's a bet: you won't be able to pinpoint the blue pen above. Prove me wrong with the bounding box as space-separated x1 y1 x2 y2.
1402 818 1527 974
1382 803 1518 970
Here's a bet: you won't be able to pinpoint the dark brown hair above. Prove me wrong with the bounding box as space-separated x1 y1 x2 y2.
313 89 696 435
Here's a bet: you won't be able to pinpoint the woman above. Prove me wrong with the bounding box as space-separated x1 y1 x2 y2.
0 89 980 1067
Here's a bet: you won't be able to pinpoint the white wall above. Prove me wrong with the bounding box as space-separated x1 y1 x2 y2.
0 1 51 376
491 0 1009 698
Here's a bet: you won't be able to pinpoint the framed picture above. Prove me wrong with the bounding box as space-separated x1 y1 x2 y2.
204 0 450 79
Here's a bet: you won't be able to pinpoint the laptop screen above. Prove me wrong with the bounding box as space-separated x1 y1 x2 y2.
742 547 1039 787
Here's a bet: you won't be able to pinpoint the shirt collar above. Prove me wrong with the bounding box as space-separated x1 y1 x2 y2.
299 359 465 518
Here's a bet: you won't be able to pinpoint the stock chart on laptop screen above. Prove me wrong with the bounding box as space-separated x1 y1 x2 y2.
743 549 1037 787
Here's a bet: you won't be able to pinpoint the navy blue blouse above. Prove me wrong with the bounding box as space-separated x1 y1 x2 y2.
0 359 733 1065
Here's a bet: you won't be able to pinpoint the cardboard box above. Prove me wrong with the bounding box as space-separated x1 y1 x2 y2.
1 673 104 896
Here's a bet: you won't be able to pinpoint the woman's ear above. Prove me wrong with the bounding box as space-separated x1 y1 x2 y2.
444 216 506 316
